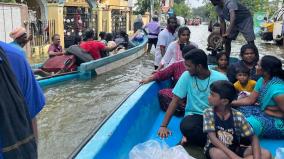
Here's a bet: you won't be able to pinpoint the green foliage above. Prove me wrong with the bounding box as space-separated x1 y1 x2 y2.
192 2 217 21
173 3 192 18
134 0 160 15
200 0 281 21
174 0 185 4
0 0 16 3
192 4 217 20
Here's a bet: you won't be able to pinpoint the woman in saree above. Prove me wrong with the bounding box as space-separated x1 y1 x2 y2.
232 55 284 139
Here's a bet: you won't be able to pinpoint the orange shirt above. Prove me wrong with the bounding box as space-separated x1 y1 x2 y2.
234 80 256 92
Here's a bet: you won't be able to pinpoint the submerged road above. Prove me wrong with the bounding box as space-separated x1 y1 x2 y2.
36 25 284 159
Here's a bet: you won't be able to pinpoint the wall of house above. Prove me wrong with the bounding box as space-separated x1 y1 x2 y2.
0 3 28 42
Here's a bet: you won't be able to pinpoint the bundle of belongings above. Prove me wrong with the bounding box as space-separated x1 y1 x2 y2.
40 55 77 74
34 45 94 77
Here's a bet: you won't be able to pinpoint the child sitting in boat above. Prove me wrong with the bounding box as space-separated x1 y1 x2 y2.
233 66 256 99
211 52 229 75
203 80 271 159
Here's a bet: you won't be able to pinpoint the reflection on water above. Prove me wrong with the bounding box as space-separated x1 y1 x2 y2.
37 25 284 159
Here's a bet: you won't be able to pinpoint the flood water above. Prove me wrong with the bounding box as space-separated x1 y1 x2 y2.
36 25 284 159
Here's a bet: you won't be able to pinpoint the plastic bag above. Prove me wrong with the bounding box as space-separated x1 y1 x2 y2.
275 148 284 159
129 140 196 159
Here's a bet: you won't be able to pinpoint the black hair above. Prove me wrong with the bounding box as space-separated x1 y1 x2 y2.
105 33 113 42
167 16 177 24
216 51 228 61
210 80 237 103
84 29 95 39
51 34 60 41
181 44 196 57
152 16 158 21
261 55 284 80
99 32 106 39
240 43 259 63
178 26 190 38
73 36 82 45
235 66 250 75
184 48 208 69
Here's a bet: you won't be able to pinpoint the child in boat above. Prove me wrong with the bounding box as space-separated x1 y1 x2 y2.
233 66 256 99
211 52 229 75
203 80 271 159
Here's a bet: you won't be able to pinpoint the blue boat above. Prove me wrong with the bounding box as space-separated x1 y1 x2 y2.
32 37 148 88
69 81 284 159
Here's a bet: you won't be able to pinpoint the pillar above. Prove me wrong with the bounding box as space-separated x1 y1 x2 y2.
107 8 112 33
96 7 103 37
47 3 64 47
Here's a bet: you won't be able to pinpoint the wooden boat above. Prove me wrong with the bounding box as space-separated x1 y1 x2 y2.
32 37 148 88
69 81 284 159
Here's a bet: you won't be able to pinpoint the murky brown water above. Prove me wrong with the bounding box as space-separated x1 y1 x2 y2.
36 25 284 159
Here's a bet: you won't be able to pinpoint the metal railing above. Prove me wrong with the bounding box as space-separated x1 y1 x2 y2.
28 19 56 47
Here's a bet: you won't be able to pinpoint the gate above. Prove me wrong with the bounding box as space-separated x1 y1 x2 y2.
63 7 97 48
111 9 127 33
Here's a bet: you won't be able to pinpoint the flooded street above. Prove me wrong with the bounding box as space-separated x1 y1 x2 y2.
36 25 284 159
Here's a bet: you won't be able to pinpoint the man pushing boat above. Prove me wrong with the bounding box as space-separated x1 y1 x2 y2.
210 0 256 57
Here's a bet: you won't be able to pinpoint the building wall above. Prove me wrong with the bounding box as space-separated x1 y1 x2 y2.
0 3 28 42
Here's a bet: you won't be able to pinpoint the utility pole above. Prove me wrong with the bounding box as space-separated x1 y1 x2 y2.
150 0 154 19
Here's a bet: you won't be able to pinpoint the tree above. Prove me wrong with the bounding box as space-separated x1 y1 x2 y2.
1 0 16 2
172 2 192 18
174 0 185 4
134 0 161 15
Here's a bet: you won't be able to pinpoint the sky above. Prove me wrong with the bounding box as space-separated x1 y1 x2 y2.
186 0 205 8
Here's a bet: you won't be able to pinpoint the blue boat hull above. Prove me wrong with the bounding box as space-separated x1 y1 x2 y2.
71 81 284 158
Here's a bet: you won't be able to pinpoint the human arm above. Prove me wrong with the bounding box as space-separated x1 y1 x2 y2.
251 135 261 159
158 72 188 138
141 62 175 84
158 95 180 138
48 50 63 56
223 10 236 37
160 45 166 57
231 91 259 106
220 18 227 36
157 31 168 57
48 45 64 56
140 74 155 84
203 109 242 159
157 42 175 71
207 132 242 159
32 118 38 143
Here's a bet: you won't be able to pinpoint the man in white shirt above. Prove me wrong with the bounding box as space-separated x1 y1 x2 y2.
154 16 178 69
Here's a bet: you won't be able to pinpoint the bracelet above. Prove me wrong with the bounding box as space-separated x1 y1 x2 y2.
160 125 167 127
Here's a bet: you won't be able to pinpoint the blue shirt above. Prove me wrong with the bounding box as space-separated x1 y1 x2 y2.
0 42 45 118
173 70 228 115
0 41 45 158
9 41 27 58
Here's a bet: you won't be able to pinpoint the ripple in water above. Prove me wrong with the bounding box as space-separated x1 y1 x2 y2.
37 25 283 159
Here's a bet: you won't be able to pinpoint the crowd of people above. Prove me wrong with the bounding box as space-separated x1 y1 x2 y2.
36 29 144 77
139 0 284 158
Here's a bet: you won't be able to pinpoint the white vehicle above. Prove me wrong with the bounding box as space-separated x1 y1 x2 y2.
272 7 284 45
176 16 185 26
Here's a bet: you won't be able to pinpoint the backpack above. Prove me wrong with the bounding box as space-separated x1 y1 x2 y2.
41 55 77 73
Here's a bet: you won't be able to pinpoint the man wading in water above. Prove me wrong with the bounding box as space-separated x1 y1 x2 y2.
210 0 256 57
